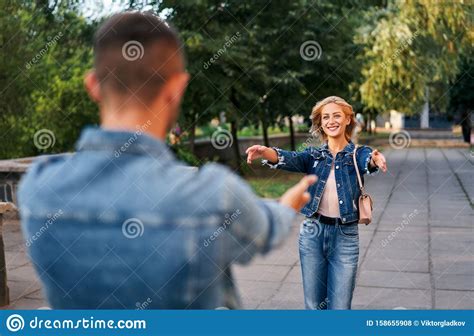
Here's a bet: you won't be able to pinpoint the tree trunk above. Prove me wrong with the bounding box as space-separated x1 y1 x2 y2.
461 108 471 143
289 115 296 151
188 114 196 154
367 114 372 135
230 120 242 174
230 88 243 174
262 114 269 147
363 114 368 133
372 111 377 134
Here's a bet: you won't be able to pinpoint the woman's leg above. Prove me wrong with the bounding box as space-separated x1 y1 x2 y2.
327 222 359 310
298 219 328 310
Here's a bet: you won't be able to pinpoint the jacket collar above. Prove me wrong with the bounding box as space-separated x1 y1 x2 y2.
320 141 355 155
76 126 176 161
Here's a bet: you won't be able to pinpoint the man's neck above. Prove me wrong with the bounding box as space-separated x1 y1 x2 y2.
100 108 167 140
327 136 349 156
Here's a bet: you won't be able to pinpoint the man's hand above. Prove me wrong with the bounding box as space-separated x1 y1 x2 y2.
279 175 317 212
246 145 276 164
371 149 387 173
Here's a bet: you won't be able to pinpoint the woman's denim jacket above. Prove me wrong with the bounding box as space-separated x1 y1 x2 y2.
263 141 379 224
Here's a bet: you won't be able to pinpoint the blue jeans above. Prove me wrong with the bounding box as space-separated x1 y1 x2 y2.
298 218 359 310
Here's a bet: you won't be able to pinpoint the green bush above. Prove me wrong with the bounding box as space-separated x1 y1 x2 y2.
296 124 310 133
171 145 202 167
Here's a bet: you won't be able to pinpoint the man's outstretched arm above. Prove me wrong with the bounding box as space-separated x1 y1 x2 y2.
222 172 317 264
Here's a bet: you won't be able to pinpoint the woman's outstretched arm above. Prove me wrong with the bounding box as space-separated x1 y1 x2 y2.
246 145 313 173
370 149 387 173
246 145 278 164
356 146 387 175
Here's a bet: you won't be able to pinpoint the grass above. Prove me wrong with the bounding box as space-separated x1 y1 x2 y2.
238 125 288 137
190 123 311 140
246 174 303 198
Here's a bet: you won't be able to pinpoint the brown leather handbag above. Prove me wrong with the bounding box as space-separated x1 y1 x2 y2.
353 145 374 225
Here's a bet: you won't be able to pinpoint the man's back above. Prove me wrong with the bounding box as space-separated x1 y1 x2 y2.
19 128 295 309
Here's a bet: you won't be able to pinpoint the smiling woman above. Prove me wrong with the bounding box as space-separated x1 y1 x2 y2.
310 96 356 143
246 95 387 310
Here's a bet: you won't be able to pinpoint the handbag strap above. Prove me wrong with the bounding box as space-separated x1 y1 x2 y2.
352 145 366 195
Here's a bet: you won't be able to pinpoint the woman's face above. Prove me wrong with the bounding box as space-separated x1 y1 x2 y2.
320 103 351 139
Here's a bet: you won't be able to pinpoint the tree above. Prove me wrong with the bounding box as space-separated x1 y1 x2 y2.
449 56 473 142
356 0 473 115
0 1 98 159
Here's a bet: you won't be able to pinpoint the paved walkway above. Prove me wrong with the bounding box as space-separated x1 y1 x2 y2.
3 147 473 309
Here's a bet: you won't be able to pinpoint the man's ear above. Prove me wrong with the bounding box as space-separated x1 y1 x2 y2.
162 72 190 106
84 70 101 103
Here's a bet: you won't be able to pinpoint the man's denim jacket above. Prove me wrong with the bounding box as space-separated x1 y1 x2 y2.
18 127 295 309
263 141 378 224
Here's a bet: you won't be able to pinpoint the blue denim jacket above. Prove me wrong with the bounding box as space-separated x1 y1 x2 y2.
18 127 295 309
262 141 378 224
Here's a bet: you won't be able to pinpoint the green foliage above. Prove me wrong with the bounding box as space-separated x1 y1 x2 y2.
295 124 310 133
1 1 471 160
172 144 202 167
198 123 229 139
237 125 288 137
356 0 473 114
449 56 474 114
0 1 98 159
161 1 368 137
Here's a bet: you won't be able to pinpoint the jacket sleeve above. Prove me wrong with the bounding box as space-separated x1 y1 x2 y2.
262 147 313 174
356 146 380 176
220 168 296 264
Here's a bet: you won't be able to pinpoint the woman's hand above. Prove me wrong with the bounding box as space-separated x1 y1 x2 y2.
246 145 277 164
371 149 387 173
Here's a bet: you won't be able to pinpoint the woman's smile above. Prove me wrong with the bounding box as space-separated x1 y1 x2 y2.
326 124 340 132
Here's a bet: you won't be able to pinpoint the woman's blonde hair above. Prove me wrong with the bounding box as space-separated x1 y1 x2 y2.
309 96 356 141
